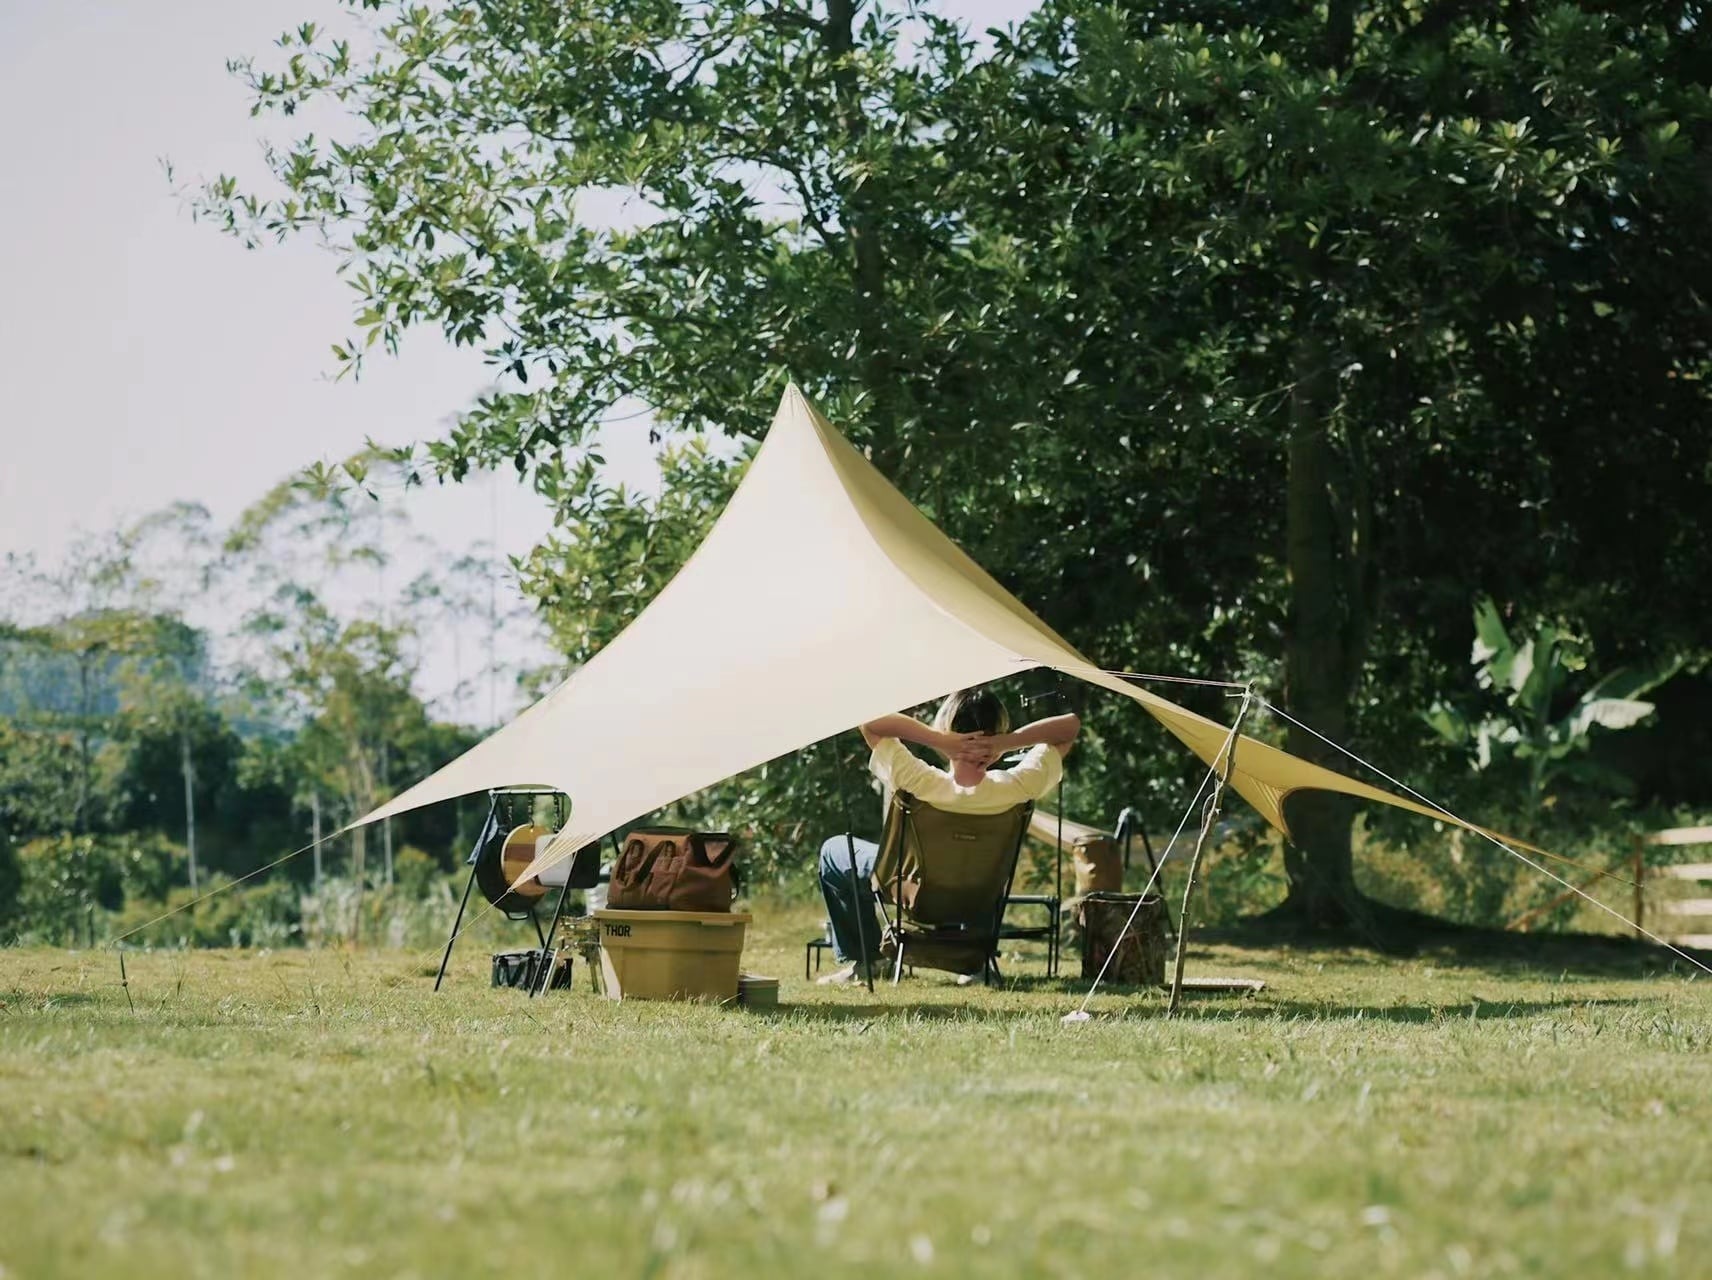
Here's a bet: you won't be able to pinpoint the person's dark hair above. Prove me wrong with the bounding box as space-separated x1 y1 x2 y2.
933 686 1011 737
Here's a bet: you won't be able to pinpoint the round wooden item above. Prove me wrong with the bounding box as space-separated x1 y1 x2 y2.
474 822 554 914
499 824 552 900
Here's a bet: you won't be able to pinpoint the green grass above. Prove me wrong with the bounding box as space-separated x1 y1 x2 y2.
2 906 1709 1279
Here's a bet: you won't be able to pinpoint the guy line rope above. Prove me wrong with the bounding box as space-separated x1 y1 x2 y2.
1066 681 1710 1020
1065 691 1247 1021
1256 697 1712 980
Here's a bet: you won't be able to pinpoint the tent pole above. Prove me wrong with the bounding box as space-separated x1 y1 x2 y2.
1053 777 1064 979
840 734 875 993
1168 686 1254 1015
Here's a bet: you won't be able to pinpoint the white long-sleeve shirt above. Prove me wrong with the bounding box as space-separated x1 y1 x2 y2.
867 736 1062 815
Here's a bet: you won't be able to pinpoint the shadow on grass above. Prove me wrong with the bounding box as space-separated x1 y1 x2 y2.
1200 909 1711 979
5 991 107 1010
758 1001 1012 1024
761 989 1660 1026
1158 994 1658 1024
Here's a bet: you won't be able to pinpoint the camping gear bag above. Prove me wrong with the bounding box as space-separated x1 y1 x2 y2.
607 829 738 912
491 948 574 991
1076 892 1167 986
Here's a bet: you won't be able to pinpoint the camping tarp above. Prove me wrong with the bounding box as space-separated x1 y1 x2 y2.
357 385 1525 883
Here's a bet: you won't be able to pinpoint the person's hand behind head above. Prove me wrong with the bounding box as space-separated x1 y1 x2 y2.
947 733 1003 769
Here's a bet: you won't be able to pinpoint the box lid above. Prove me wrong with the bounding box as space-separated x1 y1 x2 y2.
593 908 752 925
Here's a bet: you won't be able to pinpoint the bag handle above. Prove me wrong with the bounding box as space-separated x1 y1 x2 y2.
622 835 677 884
694 834 736 868
693 834 740 902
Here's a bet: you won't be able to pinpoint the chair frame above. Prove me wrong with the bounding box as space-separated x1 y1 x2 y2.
866 791 1034 987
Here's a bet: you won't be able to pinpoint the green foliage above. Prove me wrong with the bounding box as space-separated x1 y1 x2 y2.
295 875 464 950
0 720 87 844
0 475 498 944
236 587 437 852
1425 596 1682 819
9 833 183 945
111 876 304 949
519 438 748 662
0 826 18 932
390 845 440 898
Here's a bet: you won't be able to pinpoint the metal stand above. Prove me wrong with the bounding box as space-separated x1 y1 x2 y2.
434 794 504 992
1168 687 1253 1014
999 894 1061 975
531 873 576 998
530 838 605 998
1054 779 1064 973
806 923 835 979
434 790 591 993
434 860 480 993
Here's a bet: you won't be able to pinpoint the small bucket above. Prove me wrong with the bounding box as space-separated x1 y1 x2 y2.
738 973 779 1009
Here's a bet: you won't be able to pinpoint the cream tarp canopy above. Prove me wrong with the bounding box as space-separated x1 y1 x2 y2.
359 385 1514 884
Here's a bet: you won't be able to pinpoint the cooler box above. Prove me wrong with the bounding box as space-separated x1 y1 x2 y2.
593 909 751 1001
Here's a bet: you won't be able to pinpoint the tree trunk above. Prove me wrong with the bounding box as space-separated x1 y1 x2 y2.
826 0 895 468
1281 334 1361 929
74 655 93 835
311 790 322 888
181 732 198 896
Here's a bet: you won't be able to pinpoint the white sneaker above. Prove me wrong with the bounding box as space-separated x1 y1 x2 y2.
816 962 871 986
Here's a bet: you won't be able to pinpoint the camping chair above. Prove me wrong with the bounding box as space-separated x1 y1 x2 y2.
870 791 1034 986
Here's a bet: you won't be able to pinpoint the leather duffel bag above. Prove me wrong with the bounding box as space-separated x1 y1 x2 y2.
608 829 738 912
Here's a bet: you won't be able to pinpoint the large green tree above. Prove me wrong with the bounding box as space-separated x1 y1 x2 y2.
947 1 1712 925
202 0 1712 929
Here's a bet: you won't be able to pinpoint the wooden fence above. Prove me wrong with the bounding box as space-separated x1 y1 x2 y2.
1633 825 1712 950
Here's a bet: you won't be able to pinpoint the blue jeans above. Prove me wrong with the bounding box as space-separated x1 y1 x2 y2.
818 834 879 965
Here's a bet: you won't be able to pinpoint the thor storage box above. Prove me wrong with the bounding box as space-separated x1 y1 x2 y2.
593 909 751 1001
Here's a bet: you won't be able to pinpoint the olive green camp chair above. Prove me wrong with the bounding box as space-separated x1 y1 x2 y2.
870 791 1035 986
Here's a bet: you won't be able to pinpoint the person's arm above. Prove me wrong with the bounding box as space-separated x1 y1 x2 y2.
860 712 984 762
987 713 1081 758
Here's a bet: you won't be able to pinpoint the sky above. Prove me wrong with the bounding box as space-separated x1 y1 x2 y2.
0 0 1039 720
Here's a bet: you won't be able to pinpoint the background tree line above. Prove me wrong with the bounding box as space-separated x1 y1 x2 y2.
0 473 524 945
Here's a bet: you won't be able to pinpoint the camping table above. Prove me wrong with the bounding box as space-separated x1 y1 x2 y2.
805 923 836 979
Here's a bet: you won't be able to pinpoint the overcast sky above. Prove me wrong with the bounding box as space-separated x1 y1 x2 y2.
0 0 1038 716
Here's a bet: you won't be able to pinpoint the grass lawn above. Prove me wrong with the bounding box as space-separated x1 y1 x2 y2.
2 904 1708 1279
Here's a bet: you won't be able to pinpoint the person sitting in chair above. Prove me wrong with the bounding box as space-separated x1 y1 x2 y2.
816 685 1080 985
